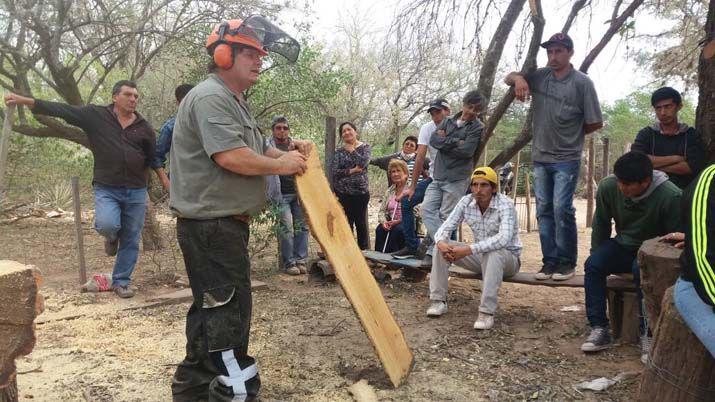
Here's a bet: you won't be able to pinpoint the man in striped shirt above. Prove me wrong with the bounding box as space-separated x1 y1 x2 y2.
426 167 522 330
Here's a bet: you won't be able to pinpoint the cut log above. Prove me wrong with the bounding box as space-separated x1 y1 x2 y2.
608 290 640 344
0 261 43 402
638 238 682 332
638 287 715 401
296 144 413 387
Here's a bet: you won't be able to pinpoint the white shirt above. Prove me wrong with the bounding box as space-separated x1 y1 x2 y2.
418 120 439 177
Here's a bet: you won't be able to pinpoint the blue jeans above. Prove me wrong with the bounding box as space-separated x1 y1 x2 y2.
93 184 147 287
400 178 432 250
533 160 580 266
585 239 643 329
674 278 715 357
421 178 470 251
277 193 309 268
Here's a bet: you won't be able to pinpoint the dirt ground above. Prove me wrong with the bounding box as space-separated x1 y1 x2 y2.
3 198 646 401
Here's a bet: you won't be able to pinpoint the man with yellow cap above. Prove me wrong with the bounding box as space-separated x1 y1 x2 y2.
169 16 305 401
426 166 522 329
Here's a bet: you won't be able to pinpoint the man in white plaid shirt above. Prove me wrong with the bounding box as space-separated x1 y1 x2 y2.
426 166 522 330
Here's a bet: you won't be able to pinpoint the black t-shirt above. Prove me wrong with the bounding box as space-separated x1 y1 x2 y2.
631 125 704 189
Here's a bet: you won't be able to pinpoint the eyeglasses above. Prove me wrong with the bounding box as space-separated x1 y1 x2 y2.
274 125 289 131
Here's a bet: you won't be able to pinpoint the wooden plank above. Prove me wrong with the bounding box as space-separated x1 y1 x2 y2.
362 250 429 270
448 266 636 290
296 144 413 387
71 177 87 285
0 104 16 209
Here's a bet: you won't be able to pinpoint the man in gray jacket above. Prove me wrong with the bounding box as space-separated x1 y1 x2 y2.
420 90 485 263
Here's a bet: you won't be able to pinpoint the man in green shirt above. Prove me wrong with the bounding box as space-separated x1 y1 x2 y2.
581 152 681 357
169 16 305 402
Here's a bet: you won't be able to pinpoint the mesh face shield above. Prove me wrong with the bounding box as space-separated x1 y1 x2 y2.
237 15 301 63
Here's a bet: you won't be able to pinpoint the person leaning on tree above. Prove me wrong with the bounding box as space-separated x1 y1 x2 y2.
504 32 603 282
168 16 307 401
4 80 157 299
630 86 704 190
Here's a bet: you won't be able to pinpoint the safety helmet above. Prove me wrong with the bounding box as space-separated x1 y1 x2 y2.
471 166 498 186
206 15 301 69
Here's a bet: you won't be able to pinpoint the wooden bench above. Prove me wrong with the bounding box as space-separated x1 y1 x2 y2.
359 250 640 343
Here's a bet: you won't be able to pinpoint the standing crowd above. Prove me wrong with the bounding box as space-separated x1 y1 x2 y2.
3 17 714 401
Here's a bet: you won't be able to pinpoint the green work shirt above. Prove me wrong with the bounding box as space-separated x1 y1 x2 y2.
169 74 268 219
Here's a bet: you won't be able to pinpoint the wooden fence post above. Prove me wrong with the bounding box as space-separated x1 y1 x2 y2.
586 136 595 228
510 151 520 199
324 116 337 187
0 104 16 209
525 175 532 233
71 177 87 286
602 137 610 179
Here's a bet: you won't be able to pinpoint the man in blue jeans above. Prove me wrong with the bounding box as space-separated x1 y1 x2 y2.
505 33 603 280
581 152 681 356
393 98 450 257
5 81 157 298
267 116 309 275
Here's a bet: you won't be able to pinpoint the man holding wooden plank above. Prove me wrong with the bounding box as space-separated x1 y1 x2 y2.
168 16 307 401
426 166 522 330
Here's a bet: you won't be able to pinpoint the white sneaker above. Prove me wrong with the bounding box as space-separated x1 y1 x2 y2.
426 301 447 317
473 313 494 330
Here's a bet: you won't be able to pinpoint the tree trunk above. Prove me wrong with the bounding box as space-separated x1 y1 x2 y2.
638 287 715 401
0 261 43 402
637 238 682 333
696 0 715 162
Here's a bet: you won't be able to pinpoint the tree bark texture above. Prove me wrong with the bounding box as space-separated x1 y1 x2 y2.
0 261 43 402
696 0 715 162
638 287 715 402
637 238 683 334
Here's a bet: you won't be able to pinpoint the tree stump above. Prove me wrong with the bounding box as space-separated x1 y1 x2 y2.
608 287 640 344
638 287 715 401
638 238 682 332
0 261 43 402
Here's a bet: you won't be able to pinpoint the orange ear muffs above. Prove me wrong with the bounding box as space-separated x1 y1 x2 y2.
213 43 234 69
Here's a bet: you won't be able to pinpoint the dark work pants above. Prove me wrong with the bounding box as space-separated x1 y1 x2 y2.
336 192 370 250
584 239 644 331
374 223 405 253
172 217 260 402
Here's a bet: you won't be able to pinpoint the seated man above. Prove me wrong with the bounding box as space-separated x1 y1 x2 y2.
582 152 681 355
425 167 522 330
668 164 715 357
631 86 704 189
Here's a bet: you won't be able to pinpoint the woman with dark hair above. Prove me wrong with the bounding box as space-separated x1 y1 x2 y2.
332 122 372 249
374 159 409 253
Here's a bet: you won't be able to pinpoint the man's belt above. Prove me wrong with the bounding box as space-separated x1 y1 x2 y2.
232 214 251 224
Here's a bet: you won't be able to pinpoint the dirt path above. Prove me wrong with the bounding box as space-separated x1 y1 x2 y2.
3 199 644 401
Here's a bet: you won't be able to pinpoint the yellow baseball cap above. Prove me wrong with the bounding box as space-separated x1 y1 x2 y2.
471 166 498 186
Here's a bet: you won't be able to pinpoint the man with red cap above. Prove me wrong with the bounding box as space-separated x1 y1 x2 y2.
505 33 603 283
169 16 305 401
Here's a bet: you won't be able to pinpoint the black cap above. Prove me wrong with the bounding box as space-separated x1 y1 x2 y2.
271 115 288 128
540 33 574 50
427 98 450 113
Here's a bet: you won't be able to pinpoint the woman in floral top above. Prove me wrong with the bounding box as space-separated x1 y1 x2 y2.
332 121 372 249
